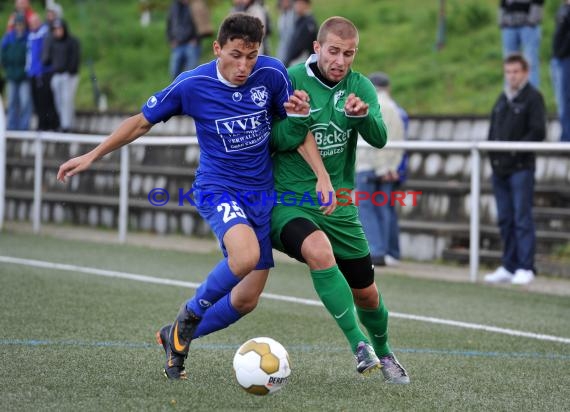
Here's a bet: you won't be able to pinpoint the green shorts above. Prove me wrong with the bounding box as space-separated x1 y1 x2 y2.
270 203 370 260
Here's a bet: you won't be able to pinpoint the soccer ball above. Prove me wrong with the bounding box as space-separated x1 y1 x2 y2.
232 337 291 396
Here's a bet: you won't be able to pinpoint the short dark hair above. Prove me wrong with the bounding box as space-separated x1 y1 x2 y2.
317 16 358 45
504 52 529 71
217 13 264 48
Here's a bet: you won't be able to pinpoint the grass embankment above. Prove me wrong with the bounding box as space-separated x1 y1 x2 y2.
0 0 561 114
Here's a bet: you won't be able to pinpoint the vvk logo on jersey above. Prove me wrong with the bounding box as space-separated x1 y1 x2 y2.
216 109 269 152
250 86 268 107
333 89 346 112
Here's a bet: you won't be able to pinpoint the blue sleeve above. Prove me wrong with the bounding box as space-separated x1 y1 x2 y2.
271 61 294 120
1 33 11 48
141 78 184 124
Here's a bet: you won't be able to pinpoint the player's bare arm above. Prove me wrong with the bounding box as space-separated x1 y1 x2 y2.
296 132 337 215
344 93 369 117
57 113 153 182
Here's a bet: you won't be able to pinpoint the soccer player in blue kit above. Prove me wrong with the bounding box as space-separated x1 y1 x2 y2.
57 13 317 380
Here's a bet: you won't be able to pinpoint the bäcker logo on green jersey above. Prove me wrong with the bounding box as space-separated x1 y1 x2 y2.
311 122 352 158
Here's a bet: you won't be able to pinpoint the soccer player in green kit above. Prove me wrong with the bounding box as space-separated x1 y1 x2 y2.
269 16 410 383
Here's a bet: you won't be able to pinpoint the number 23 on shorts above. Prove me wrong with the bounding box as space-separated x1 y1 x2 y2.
217 201 247 223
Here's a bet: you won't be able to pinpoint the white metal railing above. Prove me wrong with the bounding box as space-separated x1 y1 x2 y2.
1 124 570 282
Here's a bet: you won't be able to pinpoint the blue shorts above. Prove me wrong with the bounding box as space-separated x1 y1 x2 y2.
193 184 274 270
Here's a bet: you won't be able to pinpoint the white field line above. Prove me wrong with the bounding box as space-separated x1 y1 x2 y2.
1 255 569 345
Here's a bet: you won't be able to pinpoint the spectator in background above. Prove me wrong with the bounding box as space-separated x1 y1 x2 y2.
27 13 59 131
499 0 543 88
167 0 200 79
283 0 317 67
189 0 214 39
6 0 36 32
43 19 80 132
42 3 64 45
231 0 272 55
1 13 32 130
45 2 63 27
553 0 570 142
391 93 410 265
41 2 64 67
0 65 5 96
484 53 545 286
355 72 405 267
276 0 295 62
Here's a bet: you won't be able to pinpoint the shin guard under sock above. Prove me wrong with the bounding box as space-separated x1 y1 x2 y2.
187 258 240 318
192 293 242 339
356 294 391 356
310 266 368 353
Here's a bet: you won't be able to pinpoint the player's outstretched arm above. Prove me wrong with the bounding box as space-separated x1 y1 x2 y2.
57 113 153 182
297 132 337 215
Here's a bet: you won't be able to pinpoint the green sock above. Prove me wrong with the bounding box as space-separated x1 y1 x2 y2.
310 266 369 353
356 292 392 357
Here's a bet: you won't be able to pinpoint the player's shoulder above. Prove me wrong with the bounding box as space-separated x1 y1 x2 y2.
250 56 290 88
347 70 373 87
254 55 287 73
287 62 306 76
346 71 377 97
171 61 217 87
285 62 308 86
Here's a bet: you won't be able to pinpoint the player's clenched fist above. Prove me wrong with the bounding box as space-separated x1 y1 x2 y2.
283 89 310 116
344 93 369 117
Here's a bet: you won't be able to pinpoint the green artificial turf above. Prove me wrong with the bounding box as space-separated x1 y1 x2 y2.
1 232 569 411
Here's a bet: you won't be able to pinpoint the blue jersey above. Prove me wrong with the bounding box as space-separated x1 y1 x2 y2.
142 56 293 191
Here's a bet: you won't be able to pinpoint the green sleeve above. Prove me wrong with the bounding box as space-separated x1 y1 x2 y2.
270 114 311 152
349 77 388 149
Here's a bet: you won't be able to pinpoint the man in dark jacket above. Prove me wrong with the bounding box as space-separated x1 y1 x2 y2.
283 0 317 67
42 18 80 132
553 0 570 142
484 53 546 286
167 0 200 79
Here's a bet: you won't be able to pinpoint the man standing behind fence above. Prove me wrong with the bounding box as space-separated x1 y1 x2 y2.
553 0 570 142
355 72 405 267
167 0 201 79
484 53 545 286
43 18 80 133
499 0 543 88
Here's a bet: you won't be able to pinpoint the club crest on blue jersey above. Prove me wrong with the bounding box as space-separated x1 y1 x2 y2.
250 86 268 107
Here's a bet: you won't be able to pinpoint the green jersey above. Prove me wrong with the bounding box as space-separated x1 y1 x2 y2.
271 56 387 205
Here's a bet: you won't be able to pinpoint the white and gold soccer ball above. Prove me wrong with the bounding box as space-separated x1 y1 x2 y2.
232 337 291 396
